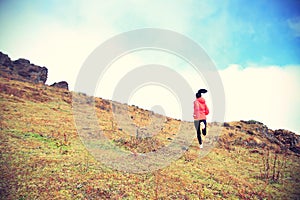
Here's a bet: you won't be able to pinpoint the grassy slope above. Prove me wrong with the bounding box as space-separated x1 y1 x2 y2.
0 77 299 199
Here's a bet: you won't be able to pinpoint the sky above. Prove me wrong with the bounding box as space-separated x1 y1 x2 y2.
0 0 300 134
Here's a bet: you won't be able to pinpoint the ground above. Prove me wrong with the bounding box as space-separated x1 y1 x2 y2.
0 77 299 199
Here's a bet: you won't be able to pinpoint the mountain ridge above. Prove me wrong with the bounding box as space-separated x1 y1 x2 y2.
0 51 299 155
1 74 299 155
0 52 300 199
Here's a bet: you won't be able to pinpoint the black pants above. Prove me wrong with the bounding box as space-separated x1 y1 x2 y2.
194 120 207 145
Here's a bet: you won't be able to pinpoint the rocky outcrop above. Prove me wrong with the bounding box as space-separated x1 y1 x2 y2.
0 52 48 84
50 81 69 90
273 129 300 153
0 52 11 67
0 51 69 91
223 121 300 154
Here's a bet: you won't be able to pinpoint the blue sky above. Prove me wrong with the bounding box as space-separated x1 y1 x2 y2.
225 0 300 66
0 0 300 133
1 0 299 68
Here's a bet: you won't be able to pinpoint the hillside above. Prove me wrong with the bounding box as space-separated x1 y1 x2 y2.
0 62 300 198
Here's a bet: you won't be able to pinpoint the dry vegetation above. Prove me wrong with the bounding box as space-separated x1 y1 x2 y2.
0 77 300 199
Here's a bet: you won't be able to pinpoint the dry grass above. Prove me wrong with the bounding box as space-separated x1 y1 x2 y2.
0 77 300 199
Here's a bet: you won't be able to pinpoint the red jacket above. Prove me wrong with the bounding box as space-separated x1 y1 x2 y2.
193 97 209 120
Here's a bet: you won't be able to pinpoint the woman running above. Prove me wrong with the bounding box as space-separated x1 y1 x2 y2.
193 89 209 149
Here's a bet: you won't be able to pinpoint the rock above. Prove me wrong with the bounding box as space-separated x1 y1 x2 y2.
0 52 12 67
249 149 263 155
236 125 242 129
240 120 264 125
223 122 230 127
13 58 30 66
13 58 48 83
0 51 48 84
50 81 69 90
261 128 300 154
290 146 300 154
273 129 300 151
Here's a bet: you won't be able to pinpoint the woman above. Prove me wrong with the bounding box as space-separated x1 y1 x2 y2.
193 89 209 149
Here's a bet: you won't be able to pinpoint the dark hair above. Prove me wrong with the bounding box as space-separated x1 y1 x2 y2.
196 92 201 98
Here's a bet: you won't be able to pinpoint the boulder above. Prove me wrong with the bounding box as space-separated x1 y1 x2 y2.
223 122 231 127
0 52 12 67
274 129 299 147
50 81 69 90
0 51 48 84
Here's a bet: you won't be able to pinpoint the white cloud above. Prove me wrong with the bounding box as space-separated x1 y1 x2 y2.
25 22 115 88
1 0 231 88
1 0 209 88
94 49 205 120
73 45 300 134
219 65 300 134
128 84 182 119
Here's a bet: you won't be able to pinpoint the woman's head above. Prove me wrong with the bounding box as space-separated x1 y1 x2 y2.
196 88 207 98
